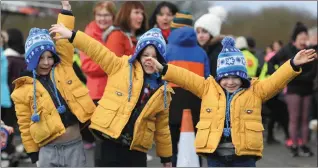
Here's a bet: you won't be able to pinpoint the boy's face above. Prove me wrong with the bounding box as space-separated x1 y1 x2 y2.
220 76 242 93
36 51 54 76
140 45 158 75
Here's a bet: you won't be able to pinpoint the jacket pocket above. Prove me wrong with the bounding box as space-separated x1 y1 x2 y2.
91 99 119 128
195 121 211 148
244 122 264 150
142 121 156 149
29 110 51 143
72 87 95 114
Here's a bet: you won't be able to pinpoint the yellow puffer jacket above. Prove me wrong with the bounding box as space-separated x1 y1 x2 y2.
72 31 174 157
162 60 301 157
10 14 96 153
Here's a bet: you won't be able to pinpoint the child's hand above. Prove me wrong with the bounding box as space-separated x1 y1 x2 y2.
293 49 317 66
49 23 72 40
61 1 71 11
146 57 164 73
2 125 14 134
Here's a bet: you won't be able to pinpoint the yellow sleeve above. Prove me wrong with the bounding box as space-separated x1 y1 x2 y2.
162 64 206 99
72 31 126 76
55 13 75 66
254 60 301 102
155 108 172 158
11 89 39 153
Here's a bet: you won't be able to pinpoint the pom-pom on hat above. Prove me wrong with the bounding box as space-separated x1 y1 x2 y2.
194 6 227 37
216 36 250 88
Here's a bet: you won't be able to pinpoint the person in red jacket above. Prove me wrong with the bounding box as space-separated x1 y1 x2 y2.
105 1 148 57
79 1 116 159
80 1 116 103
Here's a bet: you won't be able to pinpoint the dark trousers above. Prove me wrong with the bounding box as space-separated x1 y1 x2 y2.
94 138 147 167
80 100 98 143
207 154 256 167
265 95 290 140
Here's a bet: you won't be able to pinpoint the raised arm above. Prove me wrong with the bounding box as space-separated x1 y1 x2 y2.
79 24 107 77
254 49 317 102
49 24 126 76
162 64 206 99
55 1 75 67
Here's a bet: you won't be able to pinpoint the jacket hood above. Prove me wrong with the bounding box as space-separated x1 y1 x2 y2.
168 27 197 47
129 28 167 64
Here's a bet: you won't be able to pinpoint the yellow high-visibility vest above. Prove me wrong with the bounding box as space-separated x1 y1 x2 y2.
242 50 259 77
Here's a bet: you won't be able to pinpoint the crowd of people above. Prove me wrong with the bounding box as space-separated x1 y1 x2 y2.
1 1 317 167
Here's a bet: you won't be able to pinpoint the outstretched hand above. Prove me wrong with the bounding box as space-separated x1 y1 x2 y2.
49 23 72 40
293 49 317 66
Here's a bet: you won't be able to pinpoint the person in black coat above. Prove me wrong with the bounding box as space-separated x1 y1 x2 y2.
269 22 316 157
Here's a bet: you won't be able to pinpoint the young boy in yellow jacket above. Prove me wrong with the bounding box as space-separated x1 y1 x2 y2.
49 20 173 167
148 37 316 167
11 2 95 167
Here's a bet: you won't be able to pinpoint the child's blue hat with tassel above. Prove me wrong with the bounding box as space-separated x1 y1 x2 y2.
216 36 250 88
127 28 168 108
25 28 66 122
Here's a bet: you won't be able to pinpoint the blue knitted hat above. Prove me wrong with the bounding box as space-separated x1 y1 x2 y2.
128 28 168 109
129 28 166 63
25 28 66 122
25 28 59 71
216 37 250 88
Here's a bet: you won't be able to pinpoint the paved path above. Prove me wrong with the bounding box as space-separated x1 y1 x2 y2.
13 130 318 167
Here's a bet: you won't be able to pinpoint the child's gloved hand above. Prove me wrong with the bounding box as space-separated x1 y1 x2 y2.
293 49 317 66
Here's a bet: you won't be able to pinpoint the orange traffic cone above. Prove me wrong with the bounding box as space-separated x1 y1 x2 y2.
176 109 200 167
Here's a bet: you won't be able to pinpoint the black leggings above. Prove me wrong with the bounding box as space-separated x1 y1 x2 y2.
265 95 290 140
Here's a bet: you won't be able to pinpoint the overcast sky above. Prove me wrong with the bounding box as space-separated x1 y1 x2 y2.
213 1 317 17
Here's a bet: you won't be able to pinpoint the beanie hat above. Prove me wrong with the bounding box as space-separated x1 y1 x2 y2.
25 28 65 122
291 22 308 42
235 36 248 49
216 37 250 88
170 11 193 31
246 36 256 49
194 6 227 37
25 28 59 71
128 28 168 109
